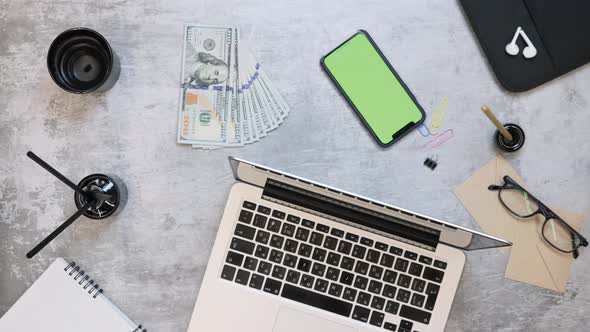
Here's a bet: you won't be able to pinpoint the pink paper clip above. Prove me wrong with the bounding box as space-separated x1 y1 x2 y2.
420 129 454 150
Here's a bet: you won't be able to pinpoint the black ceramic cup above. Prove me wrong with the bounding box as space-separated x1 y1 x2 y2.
74 174 127 219
496 123 525 152
47 28 120 93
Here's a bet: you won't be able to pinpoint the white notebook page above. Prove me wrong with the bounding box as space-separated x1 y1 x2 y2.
0 258 140 332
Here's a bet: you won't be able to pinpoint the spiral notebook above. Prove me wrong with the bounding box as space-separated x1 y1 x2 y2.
0 258 146 332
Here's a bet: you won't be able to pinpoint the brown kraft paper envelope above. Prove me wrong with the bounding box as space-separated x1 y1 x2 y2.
454 156 585 292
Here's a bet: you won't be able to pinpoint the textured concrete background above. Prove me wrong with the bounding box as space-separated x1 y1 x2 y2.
1 0 589 331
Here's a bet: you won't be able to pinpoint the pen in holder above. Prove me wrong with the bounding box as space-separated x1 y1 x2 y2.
481 105 525 152
25 151 127 259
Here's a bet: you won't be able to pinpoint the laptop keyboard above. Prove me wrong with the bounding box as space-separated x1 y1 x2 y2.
221 201 447 332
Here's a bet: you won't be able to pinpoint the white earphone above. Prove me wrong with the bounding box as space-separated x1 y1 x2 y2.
505 26 537 59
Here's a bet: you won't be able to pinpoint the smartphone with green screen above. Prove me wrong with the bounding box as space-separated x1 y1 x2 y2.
321 30 425 146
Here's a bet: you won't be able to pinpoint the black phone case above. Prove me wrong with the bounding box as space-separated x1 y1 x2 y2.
459 0 590 92
320 30 425 147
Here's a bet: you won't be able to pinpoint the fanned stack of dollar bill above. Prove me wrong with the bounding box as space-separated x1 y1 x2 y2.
177 25 290 148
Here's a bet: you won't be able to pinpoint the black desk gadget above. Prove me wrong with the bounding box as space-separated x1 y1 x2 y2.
460 0 590 92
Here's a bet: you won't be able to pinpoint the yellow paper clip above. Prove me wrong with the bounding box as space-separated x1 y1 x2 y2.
429 97 448 135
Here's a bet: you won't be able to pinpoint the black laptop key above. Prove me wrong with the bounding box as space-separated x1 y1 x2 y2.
394 258 409 272
295 227 310 241
411 278 426 293
235 269 250 285
253 214 267 228
368 280 383 294
316 223 330 233
330 228 344 238
342 287 356 301
272 265 286 279
309 231 324 246
249 273 264 290
351 245 367 259
360 237 374 246
221 265 236 281
419 255 433 265
354 275 368 290
340 257 355 271
272 210 286 219
244 256 258 271
403 250 418 260
281 284 353 317
380 253 395 268
385 300 400 315
323 236 338 250
426 282 440 296
270 234 285 249
397 274 412 288
400 319 414 331
408 263 423 277
281 223 296 237
286 269 301 284
312 247 327 262
226 251 244 267
411 293 425 308
351 306 370 323
396 289 411 303
389 246 403 256
238 210 254 224
369 311 384 327
345 233 359 242
354 261 369 275
434 260 447 270
311 262 326 277
257 205 271 215
423 267 444 283
368 265 384 280
298 243 312 257
269 249 284 263
337 240 352 255
357 291 371 306
297 258 312 273
383 284 396 299
255 230 270 244
340 271 354 285
384 322 397 331
258 261 272 275
366 249 380 264
383 269 397 284
425 283 440 310
400 305 431 325
242 201 256 210
263 278 282 295
326 267 340 281
230 237 255 255
371 296 385 310
234 224 256 240
326 252 341 266
267 219 281 233
300 274 315 288
314 278 329 293
301 218 314 228
375 241 388 251
254 245 269 260
284 239 298 253
329 283 344 297
283 253 297 268
287 215 301 224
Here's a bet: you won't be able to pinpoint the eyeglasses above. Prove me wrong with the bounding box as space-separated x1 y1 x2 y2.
488 176 588 258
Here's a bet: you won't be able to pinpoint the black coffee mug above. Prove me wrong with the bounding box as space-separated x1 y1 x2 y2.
47 28 120 93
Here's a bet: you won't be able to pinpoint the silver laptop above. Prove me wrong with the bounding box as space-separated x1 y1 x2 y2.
187 157 510 332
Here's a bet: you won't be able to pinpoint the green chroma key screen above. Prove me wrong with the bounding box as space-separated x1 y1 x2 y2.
321 31 425 146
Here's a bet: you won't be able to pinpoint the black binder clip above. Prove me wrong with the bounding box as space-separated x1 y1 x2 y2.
424 155 438 171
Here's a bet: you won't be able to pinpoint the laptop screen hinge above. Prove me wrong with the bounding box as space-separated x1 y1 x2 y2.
262 179 440 251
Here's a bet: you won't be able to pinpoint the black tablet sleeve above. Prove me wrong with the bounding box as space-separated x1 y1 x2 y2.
459 0 590 92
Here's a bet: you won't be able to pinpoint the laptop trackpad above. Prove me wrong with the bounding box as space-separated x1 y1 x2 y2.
273 307 357 332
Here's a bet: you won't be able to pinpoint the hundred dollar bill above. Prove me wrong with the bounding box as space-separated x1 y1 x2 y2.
178 24 234 146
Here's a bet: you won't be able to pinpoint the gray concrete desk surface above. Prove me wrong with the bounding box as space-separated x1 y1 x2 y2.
1 0 589 331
